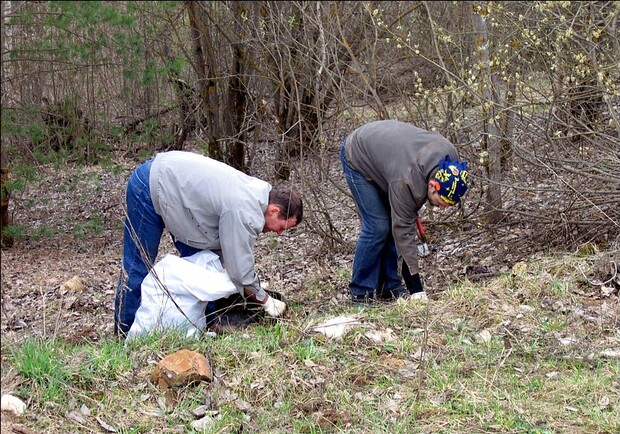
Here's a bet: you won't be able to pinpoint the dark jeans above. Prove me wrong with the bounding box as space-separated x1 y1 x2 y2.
340 143 403 298
114 158 206 335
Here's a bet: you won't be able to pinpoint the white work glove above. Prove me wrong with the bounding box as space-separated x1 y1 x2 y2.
263 295 287 317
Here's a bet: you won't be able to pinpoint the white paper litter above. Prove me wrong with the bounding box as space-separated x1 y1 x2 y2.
310 316 362 339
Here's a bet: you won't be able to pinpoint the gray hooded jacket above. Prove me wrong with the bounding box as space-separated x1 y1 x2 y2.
344 120 460 275
149 151 270 300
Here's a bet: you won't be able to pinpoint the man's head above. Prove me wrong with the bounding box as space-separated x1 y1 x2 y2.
263 188 303 234
427 155 470 209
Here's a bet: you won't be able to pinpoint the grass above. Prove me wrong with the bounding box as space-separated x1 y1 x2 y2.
2 251 619 433
8 337 72 405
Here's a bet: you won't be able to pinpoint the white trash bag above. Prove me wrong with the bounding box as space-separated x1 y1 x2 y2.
127 250 238 340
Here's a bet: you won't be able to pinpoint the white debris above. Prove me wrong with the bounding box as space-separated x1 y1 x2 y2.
310 316 362 339
1 394 26 415
518 305 535 314
364 328 395 343
600 349 620 358
191 415 217 431
598 395 611 410
409 291 429 302
476 329 493 343
557 336 578 346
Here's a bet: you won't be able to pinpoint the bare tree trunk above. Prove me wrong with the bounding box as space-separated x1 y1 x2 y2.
161 36 195 152
0 145 13 248
474 3 503 224
500 42 519 169
224 1 252 172
185 1 256 171
264 2 358 180
423 1 455 142
186 1 223 161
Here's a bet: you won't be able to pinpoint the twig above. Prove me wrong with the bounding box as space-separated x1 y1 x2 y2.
577 259 618 287
413 299 430 416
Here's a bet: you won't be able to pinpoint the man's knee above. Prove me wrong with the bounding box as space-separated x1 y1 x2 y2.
364 218 390 240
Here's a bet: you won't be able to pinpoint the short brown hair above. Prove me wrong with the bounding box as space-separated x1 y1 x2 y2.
269 188 303 225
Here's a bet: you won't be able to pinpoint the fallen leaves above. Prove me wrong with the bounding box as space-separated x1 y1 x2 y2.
60 276 87 293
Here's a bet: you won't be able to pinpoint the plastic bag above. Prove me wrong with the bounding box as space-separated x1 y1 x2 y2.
127 250 238 339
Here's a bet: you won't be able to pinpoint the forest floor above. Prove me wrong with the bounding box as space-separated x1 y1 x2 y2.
0 144 492 344
1 145 618 433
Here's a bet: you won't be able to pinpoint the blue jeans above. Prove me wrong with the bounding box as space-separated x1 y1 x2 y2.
340 144 403 298
114 158 207 335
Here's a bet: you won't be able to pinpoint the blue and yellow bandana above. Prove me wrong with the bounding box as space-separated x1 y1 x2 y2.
434 155 470 205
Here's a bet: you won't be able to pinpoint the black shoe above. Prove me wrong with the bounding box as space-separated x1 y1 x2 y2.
377 287 406 301
350 293 375 306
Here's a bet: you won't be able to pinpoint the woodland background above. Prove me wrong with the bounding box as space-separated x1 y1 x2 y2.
0 1 619 433
1 0 618 252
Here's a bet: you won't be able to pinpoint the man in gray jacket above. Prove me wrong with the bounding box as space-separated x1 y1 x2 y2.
341 120 470 303
114 150 303 336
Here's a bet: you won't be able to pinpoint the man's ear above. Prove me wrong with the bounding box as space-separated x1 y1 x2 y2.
267 204 280 216
428 179 440 192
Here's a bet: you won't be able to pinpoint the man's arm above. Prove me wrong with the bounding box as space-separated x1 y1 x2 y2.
389 191 421 276
218 209 286 316
218 209 266 299
389 187 425 294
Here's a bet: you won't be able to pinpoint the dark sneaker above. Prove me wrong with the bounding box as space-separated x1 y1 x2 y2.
377 287 406 301
350 293 375 306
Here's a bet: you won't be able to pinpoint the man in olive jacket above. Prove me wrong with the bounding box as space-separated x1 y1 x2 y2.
341 120 470 303
114 151 303 336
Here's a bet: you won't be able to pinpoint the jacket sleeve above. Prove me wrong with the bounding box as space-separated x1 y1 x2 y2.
218 209 268 302
388 185 421 275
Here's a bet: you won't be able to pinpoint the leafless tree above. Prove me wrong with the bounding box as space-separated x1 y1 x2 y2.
1 1 618 253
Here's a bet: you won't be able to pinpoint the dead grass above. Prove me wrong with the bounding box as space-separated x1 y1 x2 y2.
2 248 618 433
